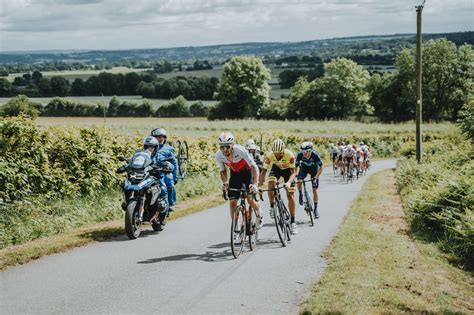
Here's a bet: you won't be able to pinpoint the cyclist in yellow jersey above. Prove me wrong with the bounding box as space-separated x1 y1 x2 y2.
258 139 298 234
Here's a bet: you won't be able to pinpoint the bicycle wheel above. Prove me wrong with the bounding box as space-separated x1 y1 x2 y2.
304 189 314 226
281 203 292 242
274 202 287 247
230 206 245 258
248 208 258 251
176 140 189 179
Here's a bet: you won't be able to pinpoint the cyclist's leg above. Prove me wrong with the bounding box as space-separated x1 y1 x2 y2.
228 170 243 220
296 166 306 205
267 165 278 206
163 173 176 207
282 168 296 220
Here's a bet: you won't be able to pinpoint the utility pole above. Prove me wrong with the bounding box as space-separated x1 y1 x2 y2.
415 0 425 163
102 93 107 125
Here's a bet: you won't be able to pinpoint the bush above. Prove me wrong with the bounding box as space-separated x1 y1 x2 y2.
156 95 190 117
457 98 474 143
0 95 41 118
396 138 473 269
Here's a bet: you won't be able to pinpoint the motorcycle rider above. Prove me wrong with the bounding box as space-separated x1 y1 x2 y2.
151 128 179 222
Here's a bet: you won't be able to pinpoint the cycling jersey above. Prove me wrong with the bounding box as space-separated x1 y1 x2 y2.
343 147 356 158
215 144 255 173
263 149 295 170
296 150 323 169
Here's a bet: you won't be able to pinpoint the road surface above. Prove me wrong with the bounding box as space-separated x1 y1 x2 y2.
1 160 396 314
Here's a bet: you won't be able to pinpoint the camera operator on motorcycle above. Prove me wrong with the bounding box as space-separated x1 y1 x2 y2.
151 128 179 220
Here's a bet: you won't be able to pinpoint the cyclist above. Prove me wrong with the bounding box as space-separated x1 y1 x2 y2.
342 144 357 176
151 128 179 220
215 132 263 234
258 139 298 234
360 142 369 171
296 142 323 219
329 143 338 172
245 138 264 172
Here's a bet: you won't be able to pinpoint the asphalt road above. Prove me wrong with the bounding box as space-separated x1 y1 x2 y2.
1 160 396 315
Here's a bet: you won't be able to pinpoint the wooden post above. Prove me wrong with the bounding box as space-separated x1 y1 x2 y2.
415 1 425 163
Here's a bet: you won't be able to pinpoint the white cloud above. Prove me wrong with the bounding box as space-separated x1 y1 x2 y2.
0 0 471 51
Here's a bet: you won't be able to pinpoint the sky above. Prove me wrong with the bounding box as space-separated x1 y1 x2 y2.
0 0 472 52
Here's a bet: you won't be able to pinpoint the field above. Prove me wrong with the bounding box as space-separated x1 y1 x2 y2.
6 67 152 82
4 65 295 98
34 117 456 138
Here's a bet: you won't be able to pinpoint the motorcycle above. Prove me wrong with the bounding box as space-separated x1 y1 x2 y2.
116 152 172 239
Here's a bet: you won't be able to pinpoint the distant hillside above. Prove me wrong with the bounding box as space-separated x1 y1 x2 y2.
0 31 471 64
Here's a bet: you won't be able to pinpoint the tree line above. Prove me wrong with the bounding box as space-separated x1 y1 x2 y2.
0 72 219 100
0 95 210 118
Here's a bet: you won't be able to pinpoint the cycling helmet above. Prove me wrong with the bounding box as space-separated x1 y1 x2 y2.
144 136 159 149
272 139 285 153
352 144 357 149
151 128 167 138
218 132 234 146
301 141 313 150
245 139 255 149
248 143 257 151
359 142 365 146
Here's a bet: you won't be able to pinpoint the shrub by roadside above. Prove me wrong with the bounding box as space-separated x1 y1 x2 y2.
396 135 473 270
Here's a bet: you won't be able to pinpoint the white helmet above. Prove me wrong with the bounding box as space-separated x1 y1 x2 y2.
300 141 313 150
218 132 234 146
248 143 257 150
245 139 255 149
272 139 285 153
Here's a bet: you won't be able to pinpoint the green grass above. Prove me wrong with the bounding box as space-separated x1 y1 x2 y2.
301 169 473 314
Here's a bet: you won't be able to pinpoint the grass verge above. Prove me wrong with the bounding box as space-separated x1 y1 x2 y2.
301 169 473 314
0 193 223 271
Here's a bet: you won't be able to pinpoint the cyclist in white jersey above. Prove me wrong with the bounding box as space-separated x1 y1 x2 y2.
216 132 262 229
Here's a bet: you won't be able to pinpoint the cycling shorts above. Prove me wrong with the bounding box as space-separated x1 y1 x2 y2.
229 170 251 200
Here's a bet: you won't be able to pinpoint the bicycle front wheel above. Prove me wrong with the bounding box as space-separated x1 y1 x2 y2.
248 208 258 251
304 189 314 226
274 203 287 247
230 206 245 258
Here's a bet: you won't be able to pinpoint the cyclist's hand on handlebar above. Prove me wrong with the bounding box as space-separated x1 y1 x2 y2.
284 181 291 190
221 183 228 191
249 184 258 195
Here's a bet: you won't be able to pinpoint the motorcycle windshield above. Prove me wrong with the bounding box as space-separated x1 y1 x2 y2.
129 151 152 170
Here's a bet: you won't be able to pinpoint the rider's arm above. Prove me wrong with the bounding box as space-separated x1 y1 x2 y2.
258 169 266 187
220 170 228 186
287 153 297 184
250 163 259 185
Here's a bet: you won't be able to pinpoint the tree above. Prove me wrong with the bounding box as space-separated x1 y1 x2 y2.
38 78 52 96
32 71 43 83
71 78 86 96
50 76 69 96
214 56 270 119
189 101 209 117
321 58 371 118
1 95 40 117
0 78 11 97
392 39 473 121
156 95 190 117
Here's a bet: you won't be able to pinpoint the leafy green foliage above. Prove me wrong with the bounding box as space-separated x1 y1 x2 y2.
0 95 41 118
457 97 474 143
396 137 474 269
213 56 271 119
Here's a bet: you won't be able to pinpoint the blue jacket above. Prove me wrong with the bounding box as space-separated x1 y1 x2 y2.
152 143 179 182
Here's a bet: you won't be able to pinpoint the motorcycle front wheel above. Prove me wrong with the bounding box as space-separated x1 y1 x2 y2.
125 200 141 239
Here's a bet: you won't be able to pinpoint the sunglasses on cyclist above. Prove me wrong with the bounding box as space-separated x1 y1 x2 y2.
220 145 231 150
303 149 312 153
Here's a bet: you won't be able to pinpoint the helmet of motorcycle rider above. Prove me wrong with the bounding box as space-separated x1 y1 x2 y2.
218 132 234 146
151 128 167 143
144 136 159 150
